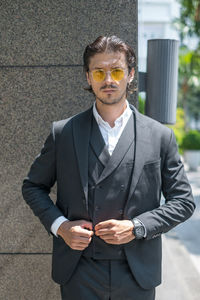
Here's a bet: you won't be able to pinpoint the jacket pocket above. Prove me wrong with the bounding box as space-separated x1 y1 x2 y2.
143 158 161 170
133 159 162 211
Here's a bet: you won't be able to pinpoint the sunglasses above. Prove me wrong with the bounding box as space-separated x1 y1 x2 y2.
91 68 125 82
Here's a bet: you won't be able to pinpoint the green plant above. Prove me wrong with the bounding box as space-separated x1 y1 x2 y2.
138 95 145 114
181 130 200 150
168 108 186 154
174 0 200 128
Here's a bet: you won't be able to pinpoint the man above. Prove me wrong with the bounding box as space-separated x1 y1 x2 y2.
22 36 195 300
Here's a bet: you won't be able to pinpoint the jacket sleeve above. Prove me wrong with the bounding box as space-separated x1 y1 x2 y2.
137 129 195 240
22 122 64 234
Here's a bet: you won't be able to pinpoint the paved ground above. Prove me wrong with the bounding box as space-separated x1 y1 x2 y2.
156 168 200 300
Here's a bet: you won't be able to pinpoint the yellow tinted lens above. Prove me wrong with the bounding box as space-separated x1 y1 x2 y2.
111 69 124 81
92 70 105 82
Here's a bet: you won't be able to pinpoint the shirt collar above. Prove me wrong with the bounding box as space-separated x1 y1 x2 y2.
93 100 132 129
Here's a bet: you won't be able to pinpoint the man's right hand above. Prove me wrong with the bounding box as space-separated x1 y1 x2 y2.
57 220 93 251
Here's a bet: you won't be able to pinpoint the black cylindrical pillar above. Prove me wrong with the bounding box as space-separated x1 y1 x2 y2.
145 39 179 124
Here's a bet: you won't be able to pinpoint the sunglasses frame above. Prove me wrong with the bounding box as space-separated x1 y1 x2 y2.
90 68 126 82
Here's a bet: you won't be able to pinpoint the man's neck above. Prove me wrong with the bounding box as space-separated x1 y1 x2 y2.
95 100 127 128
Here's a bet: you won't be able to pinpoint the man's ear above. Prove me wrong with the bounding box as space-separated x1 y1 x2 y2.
86 72 91 85
128 68 135 83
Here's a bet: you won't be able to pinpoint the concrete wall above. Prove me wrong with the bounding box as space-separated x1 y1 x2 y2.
0 1 138 299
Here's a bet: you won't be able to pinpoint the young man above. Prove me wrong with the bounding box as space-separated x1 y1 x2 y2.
22 36 195 300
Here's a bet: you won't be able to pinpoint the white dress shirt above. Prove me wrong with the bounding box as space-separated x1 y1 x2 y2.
51 101 132 236
93 100 132 155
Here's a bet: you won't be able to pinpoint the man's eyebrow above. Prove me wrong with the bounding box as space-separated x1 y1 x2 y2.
111 66 124 69
93 66 123 70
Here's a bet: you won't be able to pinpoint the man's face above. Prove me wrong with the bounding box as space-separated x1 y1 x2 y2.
86 51 134 106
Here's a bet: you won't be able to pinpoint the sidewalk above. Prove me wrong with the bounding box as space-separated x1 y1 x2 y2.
186 168 200 197
156 167 200 300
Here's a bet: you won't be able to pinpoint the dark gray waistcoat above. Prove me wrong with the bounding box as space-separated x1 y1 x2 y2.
83 113 135 260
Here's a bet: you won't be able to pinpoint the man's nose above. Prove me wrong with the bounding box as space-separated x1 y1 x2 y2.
104 71 114 84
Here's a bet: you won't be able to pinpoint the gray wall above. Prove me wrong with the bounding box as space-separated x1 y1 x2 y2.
0 1 138 299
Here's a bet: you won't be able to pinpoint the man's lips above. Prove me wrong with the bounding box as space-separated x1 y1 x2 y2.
100 85 118 93
102 89 116 93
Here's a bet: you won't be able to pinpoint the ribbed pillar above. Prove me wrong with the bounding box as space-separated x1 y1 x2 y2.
145 39 179 124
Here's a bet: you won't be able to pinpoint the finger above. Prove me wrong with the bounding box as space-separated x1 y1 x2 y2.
69 236 92 248
71 239 91 247
80 221 93 231
74 226 94 237
95 228 114 236
71 235 93 246
73 235 92 243
95 219 115 230
98 232 116 239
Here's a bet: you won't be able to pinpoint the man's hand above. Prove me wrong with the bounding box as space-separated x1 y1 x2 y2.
57 220 93 250
95 219 135 245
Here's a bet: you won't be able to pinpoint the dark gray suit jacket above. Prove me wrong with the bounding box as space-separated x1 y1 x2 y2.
22 105 195 289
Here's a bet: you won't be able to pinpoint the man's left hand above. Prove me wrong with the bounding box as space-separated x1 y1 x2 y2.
95 219 135 245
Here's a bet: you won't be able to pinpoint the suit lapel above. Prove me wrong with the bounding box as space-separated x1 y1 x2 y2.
96 113 135 184
90 116 110 168
72 107 93 210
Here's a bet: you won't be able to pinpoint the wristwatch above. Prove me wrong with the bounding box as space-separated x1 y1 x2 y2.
132 219 145 239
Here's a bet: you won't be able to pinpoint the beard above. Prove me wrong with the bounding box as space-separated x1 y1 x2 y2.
95 84 127 105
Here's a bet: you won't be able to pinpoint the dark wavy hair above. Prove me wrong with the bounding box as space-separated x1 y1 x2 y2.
83 35 136 94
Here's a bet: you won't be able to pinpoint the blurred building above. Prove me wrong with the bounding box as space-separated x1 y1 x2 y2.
138 0 200 128
138 0 180 72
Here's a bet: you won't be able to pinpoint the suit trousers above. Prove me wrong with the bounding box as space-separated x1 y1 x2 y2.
60 256 155 300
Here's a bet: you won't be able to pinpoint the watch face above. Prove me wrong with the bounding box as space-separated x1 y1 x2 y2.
134 223 145 239
136 227 144 236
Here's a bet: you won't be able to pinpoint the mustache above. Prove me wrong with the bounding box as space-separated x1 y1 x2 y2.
100 84 118 90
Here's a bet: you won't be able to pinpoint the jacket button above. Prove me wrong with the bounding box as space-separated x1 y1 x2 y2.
95 206 100 211
120 185 125 190
96 185 102 189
